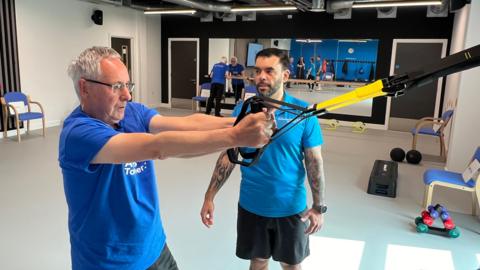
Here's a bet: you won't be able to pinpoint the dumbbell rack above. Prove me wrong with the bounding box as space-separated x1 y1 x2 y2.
415 204 460 238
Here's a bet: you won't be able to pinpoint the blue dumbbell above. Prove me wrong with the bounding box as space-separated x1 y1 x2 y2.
440 209 450 221
428 205 439 219
433 204 450 220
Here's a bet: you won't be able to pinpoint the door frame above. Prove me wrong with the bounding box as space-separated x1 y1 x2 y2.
168 38 200 108
385 39 448 129
110 35 137 101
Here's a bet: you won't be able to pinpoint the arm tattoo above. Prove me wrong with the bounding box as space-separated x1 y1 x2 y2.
305 147 326 206
206 151 236 197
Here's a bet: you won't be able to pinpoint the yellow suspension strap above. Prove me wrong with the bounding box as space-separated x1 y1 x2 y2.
311 80 386 114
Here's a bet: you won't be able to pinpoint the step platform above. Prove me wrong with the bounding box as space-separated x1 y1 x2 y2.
367 160 398 198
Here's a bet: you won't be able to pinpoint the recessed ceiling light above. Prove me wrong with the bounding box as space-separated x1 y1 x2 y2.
144 9 197 15
352 0 442 8
231 5 297 12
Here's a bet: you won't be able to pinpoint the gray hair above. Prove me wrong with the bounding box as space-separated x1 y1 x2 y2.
67 46 121 99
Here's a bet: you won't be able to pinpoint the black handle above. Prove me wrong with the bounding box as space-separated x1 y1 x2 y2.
226 96 267 167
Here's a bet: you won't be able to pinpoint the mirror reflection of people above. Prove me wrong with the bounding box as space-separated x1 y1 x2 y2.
306 57 317 91
206 57 229 117
316 56 322 81
321 58 328 80
201 48 326 270
227 56 245 104
60 47 275 270
296 56 305 80
286 56 296 88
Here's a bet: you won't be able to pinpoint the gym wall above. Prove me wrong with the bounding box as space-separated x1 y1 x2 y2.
12 0 162 132
161 8 454 125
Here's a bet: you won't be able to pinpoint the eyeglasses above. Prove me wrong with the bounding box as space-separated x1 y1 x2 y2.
84 78 135 94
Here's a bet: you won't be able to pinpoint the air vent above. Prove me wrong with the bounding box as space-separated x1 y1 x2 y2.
78 0 123 6
427 0 448 17
334 8 351 19
377 7 397 18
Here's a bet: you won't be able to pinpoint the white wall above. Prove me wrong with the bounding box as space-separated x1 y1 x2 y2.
228 38 235 59
443 7 469 111
14 0 162 131
145 15 162 107
208 38 230 72
257 39 272 50
447 2 480 171
442 7 470 150
271 38 291 50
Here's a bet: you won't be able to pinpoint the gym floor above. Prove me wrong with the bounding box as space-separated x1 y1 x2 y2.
0 107 479 270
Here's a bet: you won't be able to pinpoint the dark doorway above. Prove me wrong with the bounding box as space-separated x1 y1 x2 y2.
111 37 133 100
111 37 132 76
389 40 446 131
170 39 197 109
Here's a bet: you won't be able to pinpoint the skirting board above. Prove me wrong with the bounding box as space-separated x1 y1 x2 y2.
319 119 387 130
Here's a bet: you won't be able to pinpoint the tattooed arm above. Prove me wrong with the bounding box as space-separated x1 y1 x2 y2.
200 150 237 227
301 145 326 234
205 151 236 199
305 146 326 206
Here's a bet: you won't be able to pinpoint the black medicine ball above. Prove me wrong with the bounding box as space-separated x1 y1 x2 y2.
390 147 405 162
406 150 422 164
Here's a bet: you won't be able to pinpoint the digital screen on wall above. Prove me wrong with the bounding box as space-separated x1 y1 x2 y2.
246 43 264 67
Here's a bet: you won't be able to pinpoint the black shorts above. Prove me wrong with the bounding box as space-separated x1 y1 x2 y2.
236 205 310 265
146 244 179 270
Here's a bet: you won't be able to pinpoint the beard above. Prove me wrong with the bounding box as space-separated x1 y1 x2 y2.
256 78 283 98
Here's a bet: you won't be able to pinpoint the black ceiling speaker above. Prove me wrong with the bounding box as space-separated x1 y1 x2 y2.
91 10 103 25
377 7 397 18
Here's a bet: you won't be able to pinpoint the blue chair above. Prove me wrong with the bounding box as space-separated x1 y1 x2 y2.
423 147 480 215
192 83 211 111
242 85 257 101
411 110 454 159
1 92 45 142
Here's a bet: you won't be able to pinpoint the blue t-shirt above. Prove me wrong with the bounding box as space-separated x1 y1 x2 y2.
289 63 296 78
211 62 228 84
307 62 317 77
316 60 322 75
232 92 323 217
59 102 165 270
228 64 245 85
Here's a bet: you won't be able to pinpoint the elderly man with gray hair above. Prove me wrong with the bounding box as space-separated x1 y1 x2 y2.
227 56 245 103
59 47 274 270
206 56 229 117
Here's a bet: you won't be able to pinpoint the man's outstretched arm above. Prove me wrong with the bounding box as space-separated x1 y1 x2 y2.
92 111 273 164
149 114 234 134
